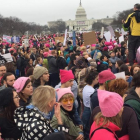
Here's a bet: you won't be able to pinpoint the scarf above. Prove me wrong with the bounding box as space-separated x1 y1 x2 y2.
26 104 51 120
60 106 76 124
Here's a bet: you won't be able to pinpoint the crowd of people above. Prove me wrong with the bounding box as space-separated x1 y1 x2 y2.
0 3 140 140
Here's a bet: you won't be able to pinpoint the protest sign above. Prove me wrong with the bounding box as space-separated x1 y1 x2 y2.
0 55 7 65
63 29 67 46
11 36 20 43
2 53 13 62
107 26 115 37
23 39 29 47
115 32 120 38
121 28 127 36
73 31 76 46
55 37 64 44
104 31 111 42
3 35 11 43
115 72 125 80
83 31 97 46
100 27 104 38
69 32 73 37
119 35 124 43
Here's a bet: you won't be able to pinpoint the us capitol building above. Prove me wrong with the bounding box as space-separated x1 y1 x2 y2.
48 0 114 31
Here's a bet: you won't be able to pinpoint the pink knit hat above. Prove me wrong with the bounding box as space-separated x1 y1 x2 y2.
108 45 113 51
13 77 29 93
99 70 116 84
60 69 74 84
56 87 74 101
98 89 124 117
43 52 49 57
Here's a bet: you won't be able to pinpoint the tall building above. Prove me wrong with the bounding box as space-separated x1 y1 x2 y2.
48 0 114 31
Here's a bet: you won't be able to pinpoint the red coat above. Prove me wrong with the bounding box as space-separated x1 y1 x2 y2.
90 121 129 140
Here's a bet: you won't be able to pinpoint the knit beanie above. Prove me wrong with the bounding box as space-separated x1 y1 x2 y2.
56 87 74 101
43 52 49 57
98 89 123 117
60 69 74 84
0 88 13 107
99 69 116 84
33 66 48 80
13 77 29 93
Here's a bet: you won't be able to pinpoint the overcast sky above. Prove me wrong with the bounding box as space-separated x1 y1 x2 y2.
0 0 138 25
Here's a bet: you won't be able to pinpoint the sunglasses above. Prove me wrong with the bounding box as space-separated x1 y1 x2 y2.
61 98 74 104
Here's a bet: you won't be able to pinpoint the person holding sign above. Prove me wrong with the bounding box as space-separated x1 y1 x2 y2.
122 4 140 66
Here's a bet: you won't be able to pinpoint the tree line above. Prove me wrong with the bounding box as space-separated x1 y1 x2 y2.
0 8 134 36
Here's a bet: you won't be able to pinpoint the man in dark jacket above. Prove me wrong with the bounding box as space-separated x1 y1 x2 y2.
122 3 140 66
56 50 67 70
17 52 27 77
48 50 60 87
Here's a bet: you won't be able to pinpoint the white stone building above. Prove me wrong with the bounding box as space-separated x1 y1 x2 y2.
48 0 114 31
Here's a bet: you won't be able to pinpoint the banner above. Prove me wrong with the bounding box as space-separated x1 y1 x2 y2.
73 31 76 47
3 35 11 43
11 36 20 43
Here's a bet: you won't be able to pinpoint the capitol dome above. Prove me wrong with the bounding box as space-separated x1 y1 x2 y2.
75 1 87 20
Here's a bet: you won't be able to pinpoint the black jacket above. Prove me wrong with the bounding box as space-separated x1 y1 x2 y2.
89 106 140 140
56 57 67 70
0 115 22 139
90 89 99 112
17 56 27 71
48 56 59 73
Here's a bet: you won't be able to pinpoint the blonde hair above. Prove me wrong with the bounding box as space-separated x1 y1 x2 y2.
81 46 86 51
96 52 102 59
32 86 55 113
83 52 88 56
94 112 122 128
59 93 74 102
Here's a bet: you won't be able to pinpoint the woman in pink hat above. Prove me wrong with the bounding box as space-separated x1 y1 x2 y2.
51 87 84 140
90 90 129 140
13 77 33 106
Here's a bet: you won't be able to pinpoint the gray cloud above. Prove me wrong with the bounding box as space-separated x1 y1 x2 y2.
0 0 138 25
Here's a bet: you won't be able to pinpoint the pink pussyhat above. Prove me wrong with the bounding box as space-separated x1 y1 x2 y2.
13 77 30 93
46 43 50 48
49 50 52 54
43 52 49 57
91 44 96 47
105 42 113 46
108 45 113 51
98 89 123 117
56 87 74 101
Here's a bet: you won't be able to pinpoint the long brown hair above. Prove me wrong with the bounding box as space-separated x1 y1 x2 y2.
0 89 16 122
18 79 31 103
94 112 122 128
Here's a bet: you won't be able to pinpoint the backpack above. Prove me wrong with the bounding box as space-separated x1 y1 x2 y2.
96 59 108 73
90 127 118 140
